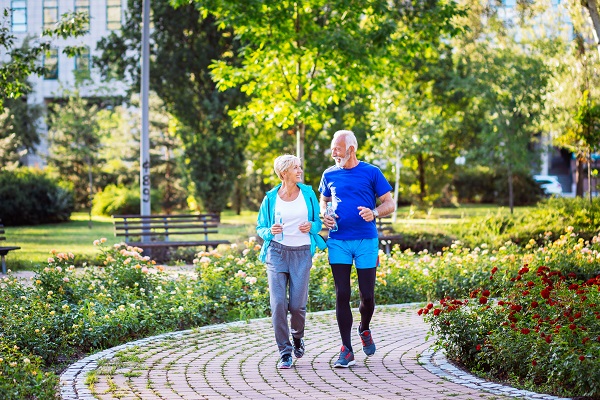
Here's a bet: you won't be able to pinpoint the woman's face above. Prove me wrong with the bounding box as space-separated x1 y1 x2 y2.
282 163 303 183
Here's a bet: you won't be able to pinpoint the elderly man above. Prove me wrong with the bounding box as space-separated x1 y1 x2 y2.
319 130 396 368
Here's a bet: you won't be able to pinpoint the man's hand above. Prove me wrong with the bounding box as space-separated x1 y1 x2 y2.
357 206 376 222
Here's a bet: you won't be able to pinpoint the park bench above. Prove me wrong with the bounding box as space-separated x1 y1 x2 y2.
0 219 21 274
377 216 403 255
112 214 231 259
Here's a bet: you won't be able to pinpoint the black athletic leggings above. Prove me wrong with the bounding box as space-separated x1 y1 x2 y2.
330 264 377 352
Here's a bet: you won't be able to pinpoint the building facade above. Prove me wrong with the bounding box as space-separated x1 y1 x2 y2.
0 0 129 166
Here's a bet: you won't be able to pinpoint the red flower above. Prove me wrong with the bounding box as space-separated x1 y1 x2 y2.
545 335 552 343
491 267 498 274
521 328 530 335
541 288 551 299
426 303 433 309
579 355 585 362
417 309 423 316
510 304 522 312
522 290 530 296
476 344 481 351
518 266 530 275
533 313 540 319
482 289 490 297
433 308 441 316
569 283 579 290
569 324 577 330
423 308 429 315
527 281 535 287
531 301 539 308
532 359 537 366
582 337 590 344
568 272 576 279
575 312 582 319
479 296 488 305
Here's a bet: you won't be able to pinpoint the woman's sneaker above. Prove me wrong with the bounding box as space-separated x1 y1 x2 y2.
293 338 305 358
278 354 293 369
358 327 376 356
333 345 355 368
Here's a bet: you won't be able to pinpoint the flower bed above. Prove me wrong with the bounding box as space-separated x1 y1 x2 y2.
1 227 598 398
421 228 600 398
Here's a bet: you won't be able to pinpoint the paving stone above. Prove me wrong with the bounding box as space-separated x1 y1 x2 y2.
60 304 569 400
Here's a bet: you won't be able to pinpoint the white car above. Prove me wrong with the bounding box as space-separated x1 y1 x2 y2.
534 175 563 196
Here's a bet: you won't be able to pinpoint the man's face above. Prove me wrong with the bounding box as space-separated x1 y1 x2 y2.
331 137 351 168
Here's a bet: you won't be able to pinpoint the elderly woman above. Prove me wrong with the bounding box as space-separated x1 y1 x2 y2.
256 154 326 369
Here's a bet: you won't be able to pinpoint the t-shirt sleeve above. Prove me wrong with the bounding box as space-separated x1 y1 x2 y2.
373 168 393 197
318 175 330 197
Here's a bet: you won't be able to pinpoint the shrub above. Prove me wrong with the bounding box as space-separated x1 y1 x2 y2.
421 229 600 398
453 197 600 249
91 184 160 216
0 168 74 226
453 167 544 205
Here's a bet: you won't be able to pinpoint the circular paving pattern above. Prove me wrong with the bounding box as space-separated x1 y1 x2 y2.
60 304 567 400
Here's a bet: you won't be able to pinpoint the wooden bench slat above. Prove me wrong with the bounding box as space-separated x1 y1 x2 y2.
113 223 219 230
0 220 20 273
115 230 220 237
112 214 230 258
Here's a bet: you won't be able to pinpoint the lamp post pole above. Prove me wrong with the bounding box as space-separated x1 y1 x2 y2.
140 0 151 241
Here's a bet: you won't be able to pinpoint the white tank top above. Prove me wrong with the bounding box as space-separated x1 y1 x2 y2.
274 190 311 246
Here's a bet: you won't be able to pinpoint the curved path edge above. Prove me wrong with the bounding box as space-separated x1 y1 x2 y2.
60 304 572 400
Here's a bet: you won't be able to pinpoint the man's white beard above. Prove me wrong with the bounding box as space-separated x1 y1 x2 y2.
334 153 351 168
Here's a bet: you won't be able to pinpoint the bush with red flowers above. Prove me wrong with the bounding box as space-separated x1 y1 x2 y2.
421 228 600 398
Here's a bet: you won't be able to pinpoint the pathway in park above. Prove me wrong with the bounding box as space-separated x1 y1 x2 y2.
59 304 569 400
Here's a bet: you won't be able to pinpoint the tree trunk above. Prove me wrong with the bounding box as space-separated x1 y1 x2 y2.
508 171 514 215
296 121 305 174
584 0 600 56
87 156 93 229
576 157 585 197
417 153 426 204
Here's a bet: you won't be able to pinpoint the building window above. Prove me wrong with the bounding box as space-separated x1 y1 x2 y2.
11 0 27 33
43 0 59 30
107 0 122 30
74 0 90 31
74 46 90 76
44 48 59 80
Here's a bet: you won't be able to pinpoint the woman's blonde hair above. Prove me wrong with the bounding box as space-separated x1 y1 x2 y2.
274 154 301 180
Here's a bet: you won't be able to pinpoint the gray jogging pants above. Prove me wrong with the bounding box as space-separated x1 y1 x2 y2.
265 241 312 356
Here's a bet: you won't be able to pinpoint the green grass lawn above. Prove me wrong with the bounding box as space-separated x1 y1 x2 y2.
3 210 259 269
2 204 531 270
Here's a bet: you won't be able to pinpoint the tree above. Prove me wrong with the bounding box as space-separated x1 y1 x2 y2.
95 0 247 214
0 9 89 112
46 87 104 214
177 0 465 173
0 93 42 170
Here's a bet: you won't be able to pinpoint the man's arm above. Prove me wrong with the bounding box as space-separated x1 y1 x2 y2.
375 192 396 217
358 192 395 222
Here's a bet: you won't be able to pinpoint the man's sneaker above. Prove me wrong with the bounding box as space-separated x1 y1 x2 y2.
278 354 293 369
333 345 355 368
358 326 376 356
293 338 305 359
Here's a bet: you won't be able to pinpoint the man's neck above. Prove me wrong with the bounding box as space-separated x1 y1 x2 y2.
341 159 359 169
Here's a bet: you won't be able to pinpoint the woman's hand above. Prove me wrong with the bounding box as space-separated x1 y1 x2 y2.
298 221 311 234
271 222 284 235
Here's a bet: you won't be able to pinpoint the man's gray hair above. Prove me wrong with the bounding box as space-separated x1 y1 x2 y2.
333 130 358 151
274 154 301 180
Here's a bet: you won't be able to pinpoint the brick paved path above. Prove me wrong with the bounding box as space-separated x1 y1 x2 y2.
60 304 567 400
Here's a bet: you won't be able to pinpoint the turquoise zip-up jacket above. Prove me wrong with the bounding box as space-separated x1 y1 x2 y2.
256 183 327 262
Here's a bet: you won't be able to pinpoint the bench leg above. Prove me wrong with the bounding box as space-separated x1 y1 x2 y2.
1 255 6 274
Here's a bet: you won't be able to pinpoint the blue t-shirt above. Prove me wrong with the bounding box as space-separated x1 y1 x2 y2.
319 161 392 240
